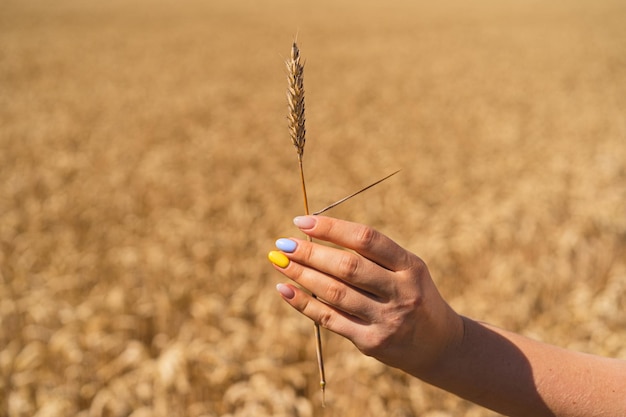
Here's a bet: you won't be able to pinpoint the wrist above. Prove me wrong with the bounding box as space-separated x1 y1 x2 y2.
431 310 466 374
408 307 466 380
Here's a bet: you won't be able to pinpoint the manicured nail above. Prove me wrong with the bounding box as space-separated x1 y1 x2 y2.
268 250 290 268
276 283 295 299
293 216 316 229
276 238 297 253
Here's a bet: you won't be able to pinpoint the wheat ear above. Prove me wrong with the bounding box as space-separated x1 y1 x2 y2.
286 41 326 407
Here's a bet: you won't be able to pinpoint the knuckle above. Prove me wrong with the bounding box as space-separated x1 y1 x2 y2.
295 294 335 331
317 309 334 329
300 240 315 264
287 262 306 283
354 225 377 250
292 292 308 311
337 254 360 279
297 294 315 316
324 281 347 305
359 329 391 357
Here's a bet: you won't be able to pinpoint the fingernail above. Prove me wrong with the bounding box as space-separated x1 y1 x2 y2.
276 238 297 253
276 283 295 299
268 250 290 268
293 216 316 229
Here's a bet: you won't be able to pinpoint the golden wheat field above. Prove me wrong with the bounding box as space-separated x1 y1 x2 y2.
1 0 625 416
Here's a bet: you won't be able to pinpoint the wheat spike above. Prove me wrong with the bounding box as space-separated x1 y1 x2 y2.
286 42 306 156
286 41 326 407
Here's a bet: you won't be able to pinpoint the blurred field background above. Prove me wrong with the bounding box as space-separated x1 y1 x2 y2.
1 0 625 416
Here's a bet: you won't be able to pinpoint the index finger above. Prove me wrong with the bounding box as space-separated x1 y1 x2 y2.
293 215 413 271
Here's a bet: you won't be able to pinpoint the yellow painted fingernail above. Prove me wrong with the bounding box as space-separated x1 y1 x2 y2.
268 250 290 268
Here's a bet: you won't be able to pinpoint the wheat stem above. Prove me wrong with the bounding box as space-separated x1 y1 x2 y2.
287 41 326 407
299 154 327 407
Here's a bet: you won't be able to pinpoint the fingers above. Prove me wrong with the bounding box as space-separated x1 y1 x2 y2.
276 283 366 339
293 215 413 271
268 216 419 325
285 237 393 299
270 242 383 320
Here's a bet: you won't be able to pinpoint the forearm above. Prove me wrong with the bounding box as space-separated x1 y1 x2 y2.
414 317 626 417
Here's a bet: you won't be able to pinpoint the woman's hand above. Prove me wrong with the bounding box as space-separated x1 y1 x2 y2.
268 215 463 376
268 216 626 416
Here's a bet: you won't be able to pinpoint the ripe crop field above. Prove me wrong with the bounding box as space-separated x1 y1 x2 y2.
1 0 625 416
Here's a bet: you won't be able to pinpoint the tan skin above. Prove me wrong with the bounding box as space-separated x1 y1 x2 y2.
269 215 626 417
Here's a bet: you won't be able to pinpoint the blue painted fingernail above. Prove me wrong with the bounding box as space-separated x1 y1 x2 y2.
276 238 297 253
